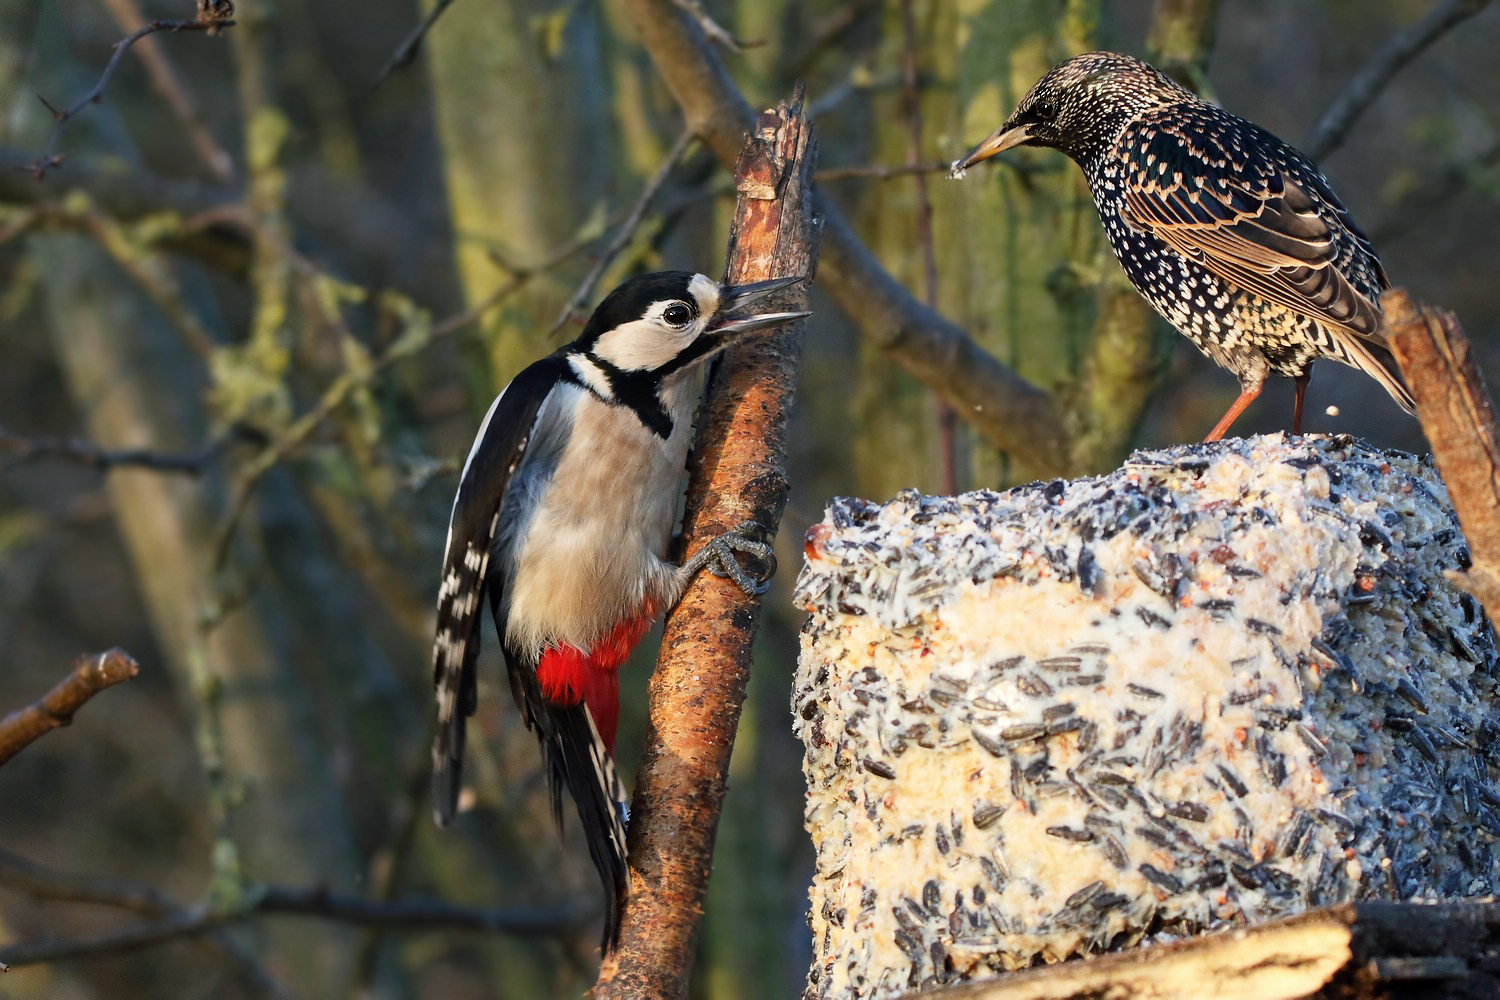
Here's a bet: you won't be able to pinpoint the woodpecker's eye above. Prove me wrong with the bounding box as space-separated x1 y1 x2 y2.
662 303 693 328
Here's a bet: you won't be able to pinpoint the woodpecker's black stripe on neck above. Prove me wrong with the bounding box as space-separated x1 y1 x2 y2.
583 353 675 440
653 332 726 381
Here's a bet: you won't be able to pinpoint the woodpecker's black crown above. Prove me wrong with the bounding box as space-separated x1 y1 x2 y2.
574 271 704 353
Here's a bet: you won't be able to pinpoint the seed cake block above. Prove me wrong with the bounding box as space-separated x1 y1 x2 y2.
792 434 1500 999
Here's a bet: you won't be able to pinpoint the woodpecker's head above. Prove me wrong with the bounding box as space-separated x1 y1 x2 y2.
566 271 807 421
950 51 1187 174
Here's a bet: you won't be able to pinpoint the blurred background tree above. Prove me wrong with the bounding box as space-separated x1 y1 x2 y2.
0 0 1495 996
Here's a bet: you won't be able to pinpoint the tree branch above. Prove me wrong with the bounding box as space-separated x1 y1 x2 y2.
372 0 459 88
0 650 139 767
0 426 220 474
20 1 236 179
0 866 588 968
616 0 1069 472
1382 288 1500 623
593 90 818 1000
1305 0 1493 161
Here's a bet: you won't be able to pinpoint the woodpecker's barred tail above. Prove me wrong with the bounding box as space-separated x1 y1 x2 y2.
503 645 630 948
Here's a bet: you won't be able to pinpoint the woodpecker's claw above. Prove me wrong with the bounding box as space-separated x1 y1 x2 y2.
688 520 777 596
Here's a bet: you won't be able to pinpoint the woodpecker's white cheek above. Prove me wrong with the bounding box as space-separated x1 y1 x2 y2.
687 273 721 316
591 318 696 372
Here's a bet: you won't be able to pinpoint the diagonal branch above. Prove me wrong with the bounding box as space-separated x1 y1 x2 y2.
616 0 1068 473
1305 0 1494 160
20 1 236 179
0 650 139 767
547 125 697 336
372 0 460 88
593 90 819 999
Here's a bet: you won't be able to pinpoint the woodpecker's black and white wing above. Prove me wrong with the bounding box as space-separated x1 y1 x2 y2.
431 356 567 825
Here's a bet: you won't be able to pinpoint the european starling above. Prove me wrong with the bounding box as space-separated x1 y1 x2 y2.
952 52 1414 441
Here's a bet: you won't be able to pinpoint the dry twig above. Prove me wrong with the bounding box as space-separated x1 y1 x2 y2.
593 91 818 999
1382 288 1500 623
372 0 459 88
21 1 235 179
99 0 234 181
669 0 762 50
547 126 697 336
0 650 139 767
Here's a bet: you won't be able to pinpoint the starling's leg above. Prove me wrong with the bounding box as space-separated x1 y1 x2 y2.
1292 372 1310 436
1203 386 1261 443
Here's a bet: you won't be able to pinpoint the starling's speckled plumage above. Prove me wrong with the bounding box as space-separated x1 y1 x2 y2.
953 51 1415 441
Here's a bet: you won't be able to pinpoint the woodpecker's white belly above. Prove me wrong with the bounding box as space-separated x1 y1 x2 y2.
499 380 697 655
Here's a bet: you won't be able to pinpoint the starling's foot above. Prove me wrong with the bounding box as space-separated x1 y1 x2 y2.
683 520 777 596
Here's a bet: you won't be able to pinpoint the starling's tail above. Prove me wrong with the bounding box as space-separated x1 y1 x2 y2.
1329 328 1416 415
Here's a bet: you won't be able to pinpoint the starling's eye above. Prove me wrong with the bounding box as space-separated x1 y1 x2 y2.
1031 100 1057 122
663 303 693 328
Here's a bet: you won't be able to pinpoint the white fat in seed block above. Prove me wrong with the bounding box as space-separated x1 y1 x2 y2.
791 434 1500 999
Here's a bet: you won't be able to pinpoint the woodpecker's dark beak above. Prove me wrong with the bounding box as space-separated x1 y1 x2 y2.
709 276 810 337
949 123 1031 179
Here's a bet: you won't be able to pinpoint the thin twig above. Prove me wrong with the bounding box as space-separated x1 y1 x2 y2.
0 650 139 766
22 3 236 179
547 126 697 336
0 847 300 998
1305 0 1493 160
0 885 587 967
669 0 762 49
372 0 460 88
0 426 219 474
99 0 234 182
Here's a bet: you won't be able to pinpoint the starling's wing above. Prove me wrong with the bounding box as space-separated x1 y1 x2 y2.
430 356 568 825
1120 113 1385 338
1120 111 1412 411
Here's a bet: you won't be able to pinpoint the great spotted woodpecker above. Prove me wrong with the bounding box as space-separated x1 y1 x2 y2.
430 270 807 948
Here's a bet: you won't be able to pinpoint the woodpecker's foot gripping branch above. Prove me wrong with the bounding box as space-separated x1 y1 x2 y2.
683 520 777 596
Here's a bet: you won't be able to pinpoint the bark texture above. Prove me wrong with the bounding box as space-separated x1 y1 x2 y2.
593 91 819 1000
0 650 139 767
1383 288 1500 624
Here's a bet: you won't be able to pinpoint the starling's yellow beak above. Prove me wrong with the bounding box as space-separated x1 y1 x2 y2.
949 124 1032 179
